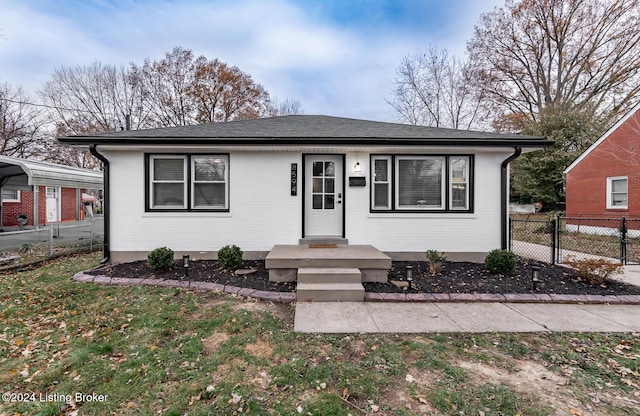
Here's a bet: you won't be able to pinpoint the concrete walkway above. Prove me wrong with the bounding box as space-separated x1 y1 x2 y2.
294 301 640 333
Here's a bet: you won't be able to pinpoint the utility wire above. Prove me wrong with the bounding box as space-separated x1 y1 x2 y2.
0 97 121 116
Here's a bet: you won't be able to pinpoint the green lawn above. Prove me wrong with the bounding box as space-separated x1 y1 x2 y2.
1 253 639 415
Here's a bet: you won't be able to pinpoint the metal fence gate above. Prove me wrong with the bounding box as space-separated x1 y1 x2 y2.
510 215 640 265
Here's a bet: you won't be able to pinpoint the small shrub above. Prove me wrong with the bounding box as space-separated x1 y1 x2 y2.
425 250 447 274
564 256 623 286
19 242 33 254
218 245 243 269
147 247 174 270
484 249 517 274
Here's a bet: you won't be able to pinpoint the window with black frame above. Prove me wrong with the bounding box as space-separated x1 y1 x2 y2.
147 154 229 211
371 155 472 212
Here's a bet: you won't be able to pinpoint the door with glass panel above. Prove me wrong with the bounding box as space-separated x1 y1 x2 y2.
304 155 344 237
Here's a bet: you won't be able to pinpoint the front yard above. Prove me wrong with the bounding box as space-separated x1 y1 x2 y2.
1 253 639 415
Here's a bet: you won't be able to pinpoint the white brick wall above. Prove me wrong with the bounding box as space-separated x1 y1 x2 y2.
105 150 302 253
104 148 509 256
345 152 504 253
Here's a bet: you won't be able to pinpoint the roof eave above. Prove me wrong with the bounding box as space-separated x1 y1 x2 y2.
59 136 553 148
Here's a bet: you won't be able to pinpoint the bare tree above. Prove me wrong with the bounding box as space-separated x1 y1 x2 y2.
40 47 299 136
467 0 640 126
588 109 640 167
268 97 304 116
134 47 273 126
388 45 489 129
0 83 47 158
40 62 148 135
189 55 271 123
135 47 196 127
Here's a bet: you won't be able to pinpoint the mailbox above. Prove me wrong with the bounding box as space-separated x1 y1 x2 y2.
349 176 366 187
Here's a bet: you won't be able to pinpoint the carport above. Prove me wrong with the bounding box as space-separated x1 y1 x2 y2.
0 155 103 229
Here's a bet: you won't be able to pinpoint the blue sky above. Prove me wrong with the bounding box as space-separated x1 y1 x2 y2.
0 0 504 122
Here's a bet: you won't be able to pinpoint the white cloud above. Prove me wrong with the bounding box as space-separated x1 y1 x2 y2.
0 0 504 121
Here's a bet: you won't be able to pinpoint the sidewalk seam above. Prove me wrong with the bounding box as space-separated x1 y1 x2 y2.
503 303 552 332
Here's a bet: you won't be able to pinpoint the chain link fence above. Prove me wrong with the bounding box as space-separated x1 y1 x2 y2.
624 218 640 264
509 216 556 263
0 217 103 270
559 217 623 262
511 214 640 265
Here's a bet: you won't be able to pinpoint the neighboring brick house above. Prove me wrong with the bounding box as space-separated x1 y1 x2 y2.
1 186 92 227
0 156 103 229
564 102 640 234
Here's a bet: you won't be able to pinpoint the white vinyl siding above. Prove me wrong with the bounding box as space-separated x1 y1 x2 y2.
606 176 628 209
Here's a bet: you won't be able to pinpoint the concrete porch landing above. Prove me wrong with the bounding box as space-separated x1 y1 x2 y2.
265 244 392 283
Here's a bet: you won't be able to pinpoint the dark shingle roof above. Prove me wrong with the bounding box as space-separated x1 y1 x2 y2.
59 115 551 147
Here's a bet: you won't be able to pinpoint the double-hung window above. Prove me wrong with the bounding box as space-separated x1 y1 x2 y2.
372 156 392 210
371 155 472 212
449 157 469 210
148 154 229 211
606 176 628 209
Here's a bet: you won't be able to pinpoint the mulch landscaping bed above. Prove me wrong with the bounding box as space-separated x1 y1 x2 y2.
86 258 640 296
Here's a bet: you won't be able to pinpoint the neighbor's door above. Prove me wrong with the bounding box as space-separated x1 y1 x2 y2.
46 186 60 223
304 155 344 237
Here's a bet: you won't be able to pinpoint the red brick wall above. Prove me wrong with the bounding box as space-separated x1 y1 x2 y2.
566 111 640 222
61 187 78 221
38 188 46 225
2 190 34 226
2 186 79 226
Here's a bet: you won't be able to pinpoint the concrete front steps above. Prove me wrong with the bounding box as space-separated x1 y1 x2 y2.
296 268 365 302
265 244 391 302
265 244 391 283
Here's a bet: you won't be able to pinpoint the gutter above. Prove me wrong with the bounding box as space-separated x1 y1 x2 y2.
59 137 553 148
501 146 522 250
89 144 110 264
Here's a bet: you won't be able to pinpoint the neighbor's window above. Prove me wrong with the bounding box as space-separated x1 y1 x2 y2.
607 176 628 209
1 189 20 203
148 154 228 211
371 155 472 212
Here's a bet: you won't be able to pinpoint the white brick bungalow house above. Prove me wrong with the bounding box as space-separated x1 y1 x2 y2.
59 115 551 265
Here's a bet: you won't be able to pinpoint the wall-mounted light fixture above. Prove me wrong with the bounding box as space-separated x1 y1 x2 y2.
353 162 362 173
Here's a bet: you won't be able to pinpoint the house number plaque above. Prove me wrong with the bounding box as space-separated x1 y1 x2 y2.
291 163 297 196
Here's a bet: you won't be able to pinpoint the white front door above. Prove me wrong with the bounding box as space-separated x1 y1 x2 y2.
304 155 344 237
46 186 60 222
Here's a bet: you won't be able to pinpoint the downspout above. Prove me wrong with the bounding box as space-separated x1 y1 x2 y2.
501 146 522 250
0 178 4 230
90 144 110 264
